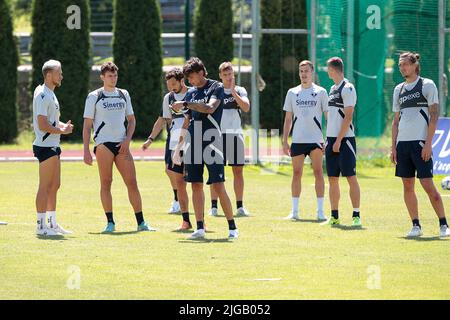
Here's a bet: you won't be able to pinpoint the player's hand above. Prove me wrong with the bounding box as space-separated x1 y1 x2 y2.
142 139 152 151
230 76 236 92
332 139 341 153
84 149 93 166
61 120 73 135
421 142 432 162
171 101 185 113
282 141 290 156
172 148 182 166
117 139 131 154
390 147 397 165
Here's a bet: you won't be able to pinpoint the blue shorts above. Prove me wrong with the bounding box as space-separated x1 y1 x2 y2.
325 137 357 177
395 141 433 179
33 145 61 163
183 136 225 185
291 143 324 157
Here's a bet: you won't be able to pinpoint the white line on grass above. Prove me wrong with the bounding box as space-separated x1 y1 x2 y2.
252 278 282 281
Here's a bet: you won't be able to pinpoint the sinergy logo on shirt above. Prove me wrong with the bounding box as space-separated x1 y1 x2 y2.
296 99 318 107
102 101 126 110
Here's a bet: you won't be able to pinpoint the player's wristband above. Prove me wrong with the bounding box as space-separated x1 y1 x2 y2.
148 137 154 142
183 101 188 108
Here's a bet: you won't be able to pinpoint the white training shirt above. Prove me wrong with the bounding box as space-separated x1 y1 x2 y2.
84 88 134 146
326 79 357 138
162 91 188 150
393 77 439 142
283 83 328 144
220 86 248 134
32 84 61 147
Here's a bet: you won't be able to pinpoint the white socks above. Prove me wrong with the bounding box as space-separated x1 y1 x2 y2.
292 197 299 213
317 197 324 213
37 213 46 230
47 211 57 228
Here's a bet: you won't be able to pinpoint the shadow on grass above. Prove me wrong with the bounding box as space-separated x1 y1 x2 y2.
295 219 324 224
36 235 68 241
234 214 252 219
171 228 193 234
400 236 447 242
88 231 140 236
178 238 233 244
333 225 367 231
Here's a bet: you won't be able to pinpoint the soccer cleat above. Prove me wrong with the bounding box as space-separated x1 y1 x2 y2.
50 224 73 235
321 217 340 226
36 227 61 236
177 221 192 231
406 226 423 238
102 222 116 233
351 216 362 227
236 207 251 217
439 225 450 237
209 207 219 217
168 201 181 214
188 229 205 240
284 211 300 220
317 211 327 221
137 221 157 232
228 229 239 239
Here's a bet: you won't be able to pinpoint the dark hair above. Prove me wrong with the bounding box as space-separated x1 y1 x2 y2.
399 52 421 74
101 61 119 75
183 57 208 77
327 57 344 73
165 67 184 81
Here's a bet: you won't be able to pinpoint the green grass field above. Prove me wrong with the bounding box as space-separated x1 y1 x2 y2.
0 161 449 300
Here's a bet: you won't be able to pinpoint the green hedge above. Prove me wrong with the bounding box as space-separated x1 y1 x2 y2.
31 0 90 140
113 0 162 138
194 0 233 80
0 0 19 143
260 0 308 131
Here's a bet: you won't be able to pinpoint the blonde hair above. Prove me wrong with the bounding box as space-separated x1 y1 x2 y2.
42 60 61 77
219 61 234 73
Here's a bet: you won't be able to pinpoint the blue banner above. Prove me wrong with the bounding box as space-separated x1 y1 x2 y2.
432 117 450 175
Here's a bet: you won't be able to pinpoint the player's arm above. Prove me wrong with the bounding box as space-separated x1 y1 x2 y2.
37 116 72 135
117 114 136 155
391 112 400 164
173 98 221 115
333 106 354 152
173 115 191 166
36 97 72 135
83 118 94 165
282 112 293 156
231 88 250 113
423 103 439 161
142 116 167 151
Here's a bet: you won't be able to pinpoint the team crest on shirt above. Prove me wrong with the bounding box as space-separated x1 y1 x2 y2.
41 94 45 100
311 93 318 97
